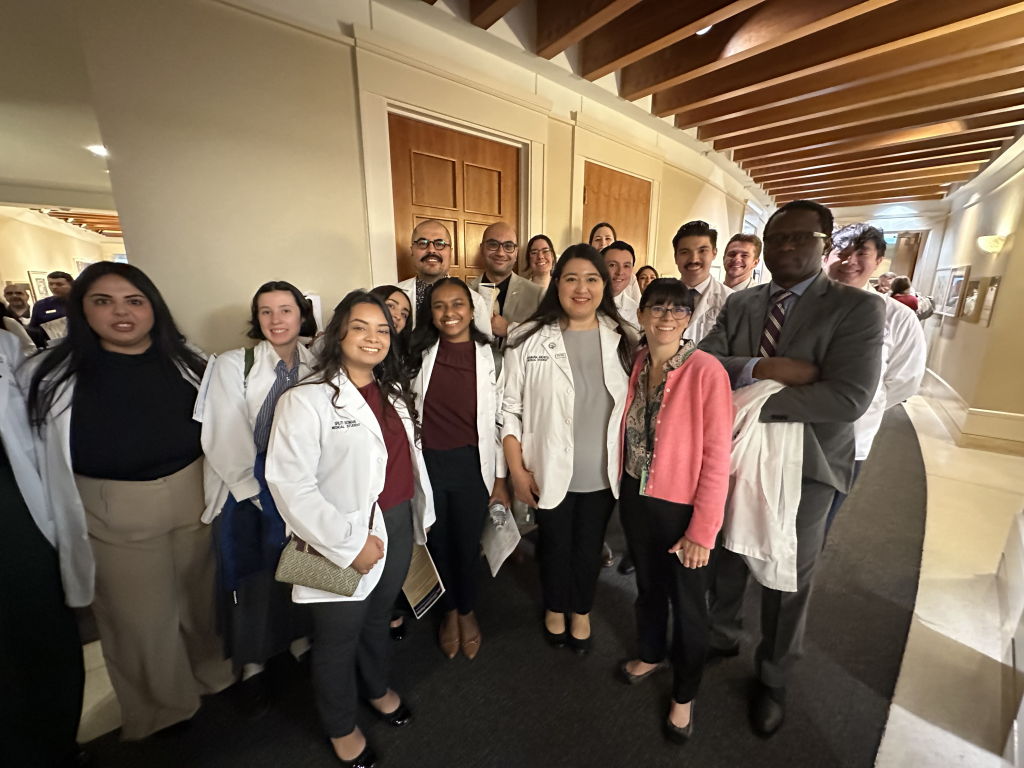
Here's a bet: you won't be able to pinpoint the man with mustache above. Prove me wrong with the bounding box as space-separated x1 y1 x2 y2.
469 222 543 339
674 221 733 344
397 220 491 335
722 234 763 292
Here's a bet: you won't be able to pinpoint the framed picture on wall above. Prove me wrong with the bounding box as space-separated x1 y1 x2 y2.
27 271 51 301
931 268 952 316
961 279 984 323
980 276 1001 327
943 265 970 318
74 258 96 275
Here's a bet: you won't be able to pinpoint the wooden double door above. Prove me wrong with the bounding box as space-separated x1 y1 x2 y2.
389 114 520 283
581 161 652 266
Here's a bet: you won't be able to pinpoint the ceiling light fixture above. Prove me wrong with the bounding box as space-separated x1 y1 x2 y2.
697 25 713 35
86 144 108 157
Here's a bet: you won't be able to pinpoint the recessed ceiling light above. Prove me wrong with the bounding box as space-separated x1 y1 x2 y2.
86 144 108 157
697 25 713 35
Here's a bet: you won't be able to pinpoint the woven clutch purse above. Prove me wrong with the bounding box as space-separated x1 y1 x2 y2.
275 506 377 597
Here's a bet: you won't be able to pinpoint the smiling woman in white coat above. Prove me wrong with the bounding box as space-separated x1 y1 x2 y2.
408 278 510 661
266 291 434 768
199 280 318 715
503 244 637 655
24 262 235 741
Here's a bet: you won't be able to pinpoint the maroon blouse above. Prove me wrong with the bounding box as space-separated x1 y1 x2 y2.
358 382 415 511
422 338 478 452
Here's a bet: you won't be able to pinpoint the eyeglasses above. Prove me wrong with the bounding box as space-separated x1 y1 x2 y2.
529 247 552 257
644 305 692 319
412 238 451 250
763 231 829 249
485 239 518 254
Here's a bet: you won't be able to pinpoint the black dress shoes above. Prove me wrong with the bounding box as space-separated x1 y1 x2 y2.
664 700 695 744
543 616 567 648
617 659 665 685
601 542 615 568
567 633 591 656
377 700 413 728
335 743 377 768
704 643 740 665
236 673 272 720
751 683 785 737
617 555 635 575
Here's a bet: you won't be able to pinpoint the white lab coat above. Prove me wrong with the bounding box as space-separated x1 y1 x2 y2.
613 291 641 332
684 275 734 344
854 294 926 460
412 339 506 492
17 350 205 607
501 316 632 510
197 340 315 523
723 380 804 593
625 272 641 303
265 372 435 603
397 276 492 336
726 274 758 292
3 317 35 356
0 331 52 556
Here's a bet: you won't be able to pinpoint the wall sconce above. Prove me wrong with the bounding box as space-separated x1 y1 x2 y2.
977 235 1006 254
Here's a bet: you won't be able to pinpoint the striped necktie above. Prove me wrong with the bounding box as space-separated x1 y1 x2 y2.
759 290 794 358
253 357 298 454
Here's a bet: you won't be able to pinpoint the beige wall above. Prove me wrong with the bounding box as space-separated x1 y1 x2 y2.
75 0 370 353
0 206 113 293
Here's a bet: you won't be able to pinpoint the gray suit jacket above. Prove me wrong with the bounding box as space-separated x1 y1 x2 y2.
698 271 885 493
471 272 544 325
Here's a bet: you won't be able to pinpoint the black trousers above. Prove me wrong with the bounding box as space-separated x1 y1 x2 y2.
424 446 490 615
620 474 708 703
309 500 413 738
0 460 84 767
536 488 616 615
823 460 864 541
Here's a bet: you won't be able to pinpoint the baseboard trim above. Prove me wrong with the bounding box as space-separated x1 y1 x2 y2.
922 369 1024 456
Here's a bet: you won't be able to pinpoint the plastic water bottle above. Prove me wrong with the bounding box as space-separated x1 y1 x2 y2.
488 502 509 527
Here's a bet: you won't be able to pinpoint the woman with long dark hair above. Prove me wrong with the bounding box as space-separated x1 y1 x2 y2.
369 284 413 361
502 245 637 655
25 261 234 740
407 278 509 660
525 235 556 292
615 278 731 743
199 280 317 715
266 291 434 767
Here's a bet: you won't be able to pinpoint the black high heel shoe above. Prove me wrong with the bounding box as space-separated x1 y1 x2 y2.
376 700 413 728
543 614 567 648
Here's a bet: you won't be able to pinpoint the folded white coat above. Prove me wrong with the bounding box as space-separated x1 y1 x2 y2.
722 379 804 592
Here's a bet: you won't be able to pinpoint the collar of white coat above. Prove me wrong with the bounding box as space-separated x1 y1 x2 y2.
256 338 313 371
690 274 712 295
537 313 621 338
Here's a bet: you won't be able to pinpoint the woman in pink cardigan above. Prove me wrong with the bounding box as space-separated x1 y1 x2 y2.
616 278 732 744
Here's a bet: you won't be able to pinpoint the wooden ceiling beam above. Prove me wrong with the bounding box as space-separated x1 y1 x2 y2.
751 150 998 183
471 0 522 28
812 192 948 207
715 89 1024 153
655 1 1024 118
620 0 892 101
536 0 644 59
740 129 1016 170
696 45 1024 141
763 165 983 193
580 0 765 81
732 109 1024 164
769 173 978 200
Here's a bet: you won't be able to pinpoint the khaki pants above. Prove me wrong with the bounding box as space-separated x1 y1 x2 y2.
77 459 235 739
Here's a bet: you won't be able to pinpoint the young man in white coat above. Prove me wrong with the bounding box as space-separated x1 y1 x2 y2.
822 223 926 536
722 234 763 292
674 221 734 344
603 241 642 333
468 222 544 340
0 329 85 768
397 219 491 336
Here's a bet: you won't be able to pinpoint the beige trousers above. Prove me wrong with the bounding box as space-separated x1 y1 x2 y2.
77 458 235 740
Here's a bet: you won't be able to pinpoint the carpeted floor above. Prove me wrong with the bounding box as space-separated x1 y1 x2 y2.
85 406 927 767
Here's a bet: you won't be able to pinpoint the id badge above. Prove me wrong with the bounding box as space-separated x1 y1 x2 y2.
639 467 650 497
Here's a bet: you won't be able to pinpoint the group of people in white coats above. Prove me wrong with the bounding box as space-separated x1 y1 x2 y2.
1 202 927 767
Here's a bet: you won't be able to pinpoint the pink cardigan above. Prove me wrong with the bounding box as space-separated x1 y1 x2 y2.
618 348 733 550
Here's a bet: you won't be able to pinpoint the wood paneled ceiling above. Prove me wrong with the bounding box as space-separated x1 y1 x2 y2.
423 0 1024 207
37 208 121 237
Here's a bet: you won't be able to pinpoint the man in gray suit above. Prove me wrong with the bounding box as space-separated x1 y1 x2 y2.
470 222 544 339
698 199 884 736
